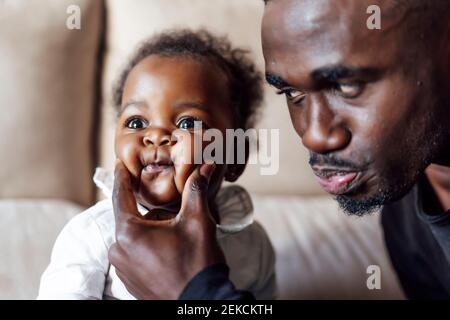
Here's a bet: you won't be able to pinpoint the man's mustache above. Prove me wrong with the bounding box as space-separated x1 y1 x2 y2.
308 152 364 171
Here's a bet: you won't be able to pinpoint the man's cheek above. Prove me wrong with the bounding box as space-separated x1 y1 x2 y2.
288 107 304 138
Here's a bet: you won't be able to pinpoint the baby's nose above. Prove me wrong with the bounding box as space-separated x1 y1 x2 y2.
143 128 173 147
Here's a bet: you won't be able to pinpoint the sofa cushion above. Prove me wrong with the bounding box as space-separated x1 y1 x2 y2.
99 0 325 197
0 199 82 299
0 196 405 300
253 195 405 299
0 0 103 206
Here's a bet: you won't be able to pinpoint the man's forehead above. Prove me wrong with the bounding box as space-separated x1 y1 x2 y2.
262 0 409 84
263 0 407 42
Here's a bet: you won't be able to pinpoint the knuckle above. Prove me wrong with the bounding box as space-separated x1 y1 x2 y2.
115 233 132 248
190 175 208 192
108 244 121 265
115 218 140 246
183 217 212 238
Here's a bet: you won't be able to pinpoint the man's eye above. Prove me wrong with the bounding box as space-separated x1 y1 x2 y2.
335 83 363 98
126 118 147 129
276 88 306 103
177 117 197 130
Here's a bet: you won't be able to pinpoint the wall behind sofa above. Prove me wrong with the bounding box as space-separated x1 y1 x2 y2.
99 0 326 197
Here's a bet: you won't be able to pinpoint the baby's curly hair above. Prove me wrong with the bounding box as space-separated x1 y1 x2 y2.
113 29 263 130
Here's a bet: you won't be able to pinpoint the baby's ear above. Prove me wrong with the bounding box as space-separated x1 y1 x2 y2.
224 163 247 182
224 135 250 182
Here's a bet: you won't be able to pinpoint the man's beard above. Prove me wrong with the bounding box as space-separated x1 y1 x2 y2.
334 162 425 217
309 152 426 217
335 193 388 217
333 138 443 217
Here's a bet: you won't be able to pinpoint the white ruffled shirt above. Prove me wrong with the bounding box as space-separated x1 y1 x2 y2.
38 168 276 300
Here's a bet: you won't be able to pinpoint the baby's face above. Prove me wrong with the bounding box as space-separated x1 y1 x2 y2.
115 55 233 211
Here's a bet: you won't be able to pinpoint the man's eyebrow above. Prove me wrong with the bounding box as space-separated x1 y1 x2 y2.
311 65 381 83
265 66 381 90
265 72 290 89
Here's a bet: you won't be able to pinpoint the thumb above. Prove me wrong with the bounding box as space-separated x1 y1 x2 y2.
178 163 216 222
113 159 141 225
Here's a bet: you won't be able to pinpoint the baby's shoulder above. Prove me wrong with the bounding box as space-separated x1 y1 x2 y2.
222 219 271 245
63 199 115 246
72 198 114 224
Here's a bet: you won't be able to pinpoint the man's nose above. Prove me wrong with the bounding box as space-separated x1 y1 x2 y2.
142 127 173 147
301 94 351 154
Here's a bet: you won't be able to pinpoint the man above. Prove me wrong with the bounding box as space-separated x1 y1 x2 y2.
109 0 450 299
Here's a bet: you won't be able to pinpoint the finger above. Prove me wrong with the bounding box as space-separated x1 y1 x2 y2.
177 163 216 222
108 243 122 269
115 268 152 300
113 160 141 224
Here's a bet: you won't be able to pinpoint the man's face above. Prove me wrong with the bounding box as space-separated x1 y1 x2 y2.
262 0 449 215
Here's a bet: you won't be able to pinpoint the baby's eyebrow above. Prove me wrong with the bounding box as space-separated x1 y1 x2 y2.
172 101 208 111
118 100 147 116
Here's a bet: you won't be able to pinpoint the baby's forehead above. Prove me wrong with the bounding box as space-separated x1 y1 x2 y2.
122 55 230 107
131 54 227 80
122 54 232 106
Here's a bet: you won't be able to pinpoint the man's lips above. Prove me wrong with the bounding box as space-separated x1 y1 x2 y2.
312 167 361 195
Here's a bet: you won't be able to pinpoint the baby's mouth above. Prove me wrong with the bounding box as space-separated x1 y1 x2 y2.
142 152 174 174
144 162 173 173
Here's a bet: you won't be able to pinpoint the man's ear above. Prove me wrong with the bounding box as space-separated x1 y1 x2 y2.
224 136 250 182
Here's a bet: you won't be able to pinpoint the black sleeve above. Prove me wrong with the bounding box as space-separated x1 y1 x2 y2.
178 263 255 300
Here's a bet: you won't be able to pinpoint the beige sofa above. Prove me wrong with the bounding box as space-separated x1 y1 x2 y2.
0 0 404 299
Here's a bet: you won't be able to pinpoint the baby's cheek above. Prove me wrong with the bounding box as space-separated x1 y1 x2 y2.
115 137 142 178
174 163 195 194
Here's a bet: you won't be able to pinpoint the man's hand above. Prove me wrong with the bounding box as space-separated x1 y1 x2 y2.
108 160 225 300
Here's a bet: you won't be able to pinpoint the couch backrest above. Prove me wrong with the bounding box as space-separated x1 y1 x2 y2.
0 0 104 206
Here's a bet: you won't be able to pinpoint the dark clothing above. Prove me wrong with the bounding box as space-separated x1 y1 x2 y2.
179 263 254 300
382 176 450 299
181 175 450 300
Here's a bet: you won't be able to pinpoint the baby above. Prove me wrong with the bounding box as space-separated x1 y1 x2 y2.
38 30 275 300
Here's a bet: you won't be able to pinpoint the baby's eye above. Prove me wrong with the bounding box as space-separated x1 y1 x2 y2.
177 117 197 130
335 83 364 98
126 118 147 129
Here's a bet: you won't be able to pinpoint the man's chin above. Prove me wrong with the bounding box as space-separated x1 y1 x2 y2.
335 194 387 216
334 172 422 216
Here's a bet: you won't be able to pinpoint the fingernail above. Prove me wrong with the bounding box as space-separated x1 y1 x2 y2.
202 162 216 179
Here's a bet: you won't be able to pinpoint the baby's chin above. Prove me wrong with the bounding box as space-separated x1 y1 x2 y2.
135 166 189 211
